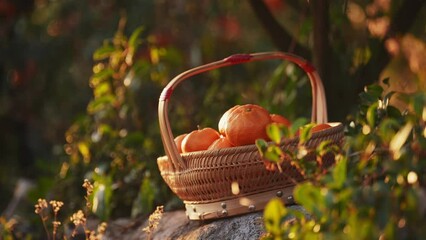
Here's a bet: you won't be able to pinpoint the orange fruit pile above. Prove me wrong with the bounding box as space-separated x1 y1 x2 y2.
174 104 331 153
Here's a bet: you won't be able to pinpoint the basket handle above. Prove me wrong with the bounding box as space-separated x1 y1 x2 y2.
158 52 328 170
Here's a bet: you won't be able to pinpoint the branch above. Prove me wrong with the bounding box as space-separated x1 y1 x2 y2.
310 0 330 83
355 0 425 93
248 0 311 58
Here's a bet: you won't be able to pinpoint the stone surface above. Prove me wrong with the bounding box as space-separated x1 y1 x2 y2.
104 205 308 240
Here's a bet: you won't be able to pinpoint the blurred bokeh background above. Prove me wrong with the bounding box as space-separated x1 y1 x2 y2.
0 0 425 237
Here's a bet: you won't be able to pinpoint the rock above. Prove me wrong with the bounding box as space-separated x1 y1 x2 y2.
167 211 265 240
104 205 309 240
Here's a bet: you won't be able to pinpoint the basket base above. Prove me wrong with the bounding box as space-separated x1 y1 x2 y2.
184 185 296 220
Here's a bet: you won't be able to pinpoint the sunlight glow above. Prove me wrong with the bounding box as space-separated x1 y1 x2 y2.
385 38 399 56
239 197 254 206
398 218 406 228
313 224 321 233
362 125 371 135
347 2 366 26
407 171 418 184
423 107 426 122
297 147 308 159
367 17 390 38
397 175 404 185
343 226 351 234
231 181 240 195
390 123 413 160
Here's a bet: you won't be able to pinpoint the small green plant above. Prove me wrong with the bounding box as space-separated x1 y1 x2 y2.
258 80 426 239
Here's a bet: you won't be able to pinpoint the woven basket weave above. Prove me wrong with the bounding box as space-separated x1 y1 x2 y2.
157 52 344 220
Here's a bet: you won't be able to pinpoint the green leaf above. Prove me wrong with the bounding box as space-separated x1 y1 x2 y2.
264 198 287 237
91 174 113 220
359 84 383 106
359 92 376 106
348 215 374 239
98 124 113 135
365 84 383 98
378 119 400 144
93 45 116 61
94 82 111 98
87 94 116 113
290 118 309 136
256 139 268 156
294 183 322 216
412 93 426 117
331 156 347 189
264 145 283 163
316 140 338 156
299 123 315 145
128 26 145 51
266 123 283 144
366 102 378 127
90 68 114 86
386 106 402 119
78 142 91 163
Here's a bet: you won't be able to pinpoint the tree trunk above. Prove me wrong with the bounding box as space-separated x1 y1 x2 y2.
248 0 310 59
311 0 330 84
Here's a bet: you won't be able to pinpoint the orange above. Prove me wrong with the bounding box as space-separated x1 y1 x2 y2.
218 105 239 136
270 113 291 127
174 133 187 153
296 123 331 136
208 136 234 150
181 127 220 153
219 104 272 146
312 123 331 133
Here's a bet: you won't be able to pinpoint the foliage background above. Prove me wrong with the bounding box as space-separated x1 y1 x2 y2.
0 0 425 237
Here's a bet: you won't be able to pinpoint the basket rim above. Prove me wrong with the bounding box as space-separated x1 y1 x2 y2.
157 122 343 161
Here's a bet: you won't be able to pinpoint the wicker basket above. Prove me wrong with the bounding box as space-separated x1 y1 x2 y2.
157 52 344 220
